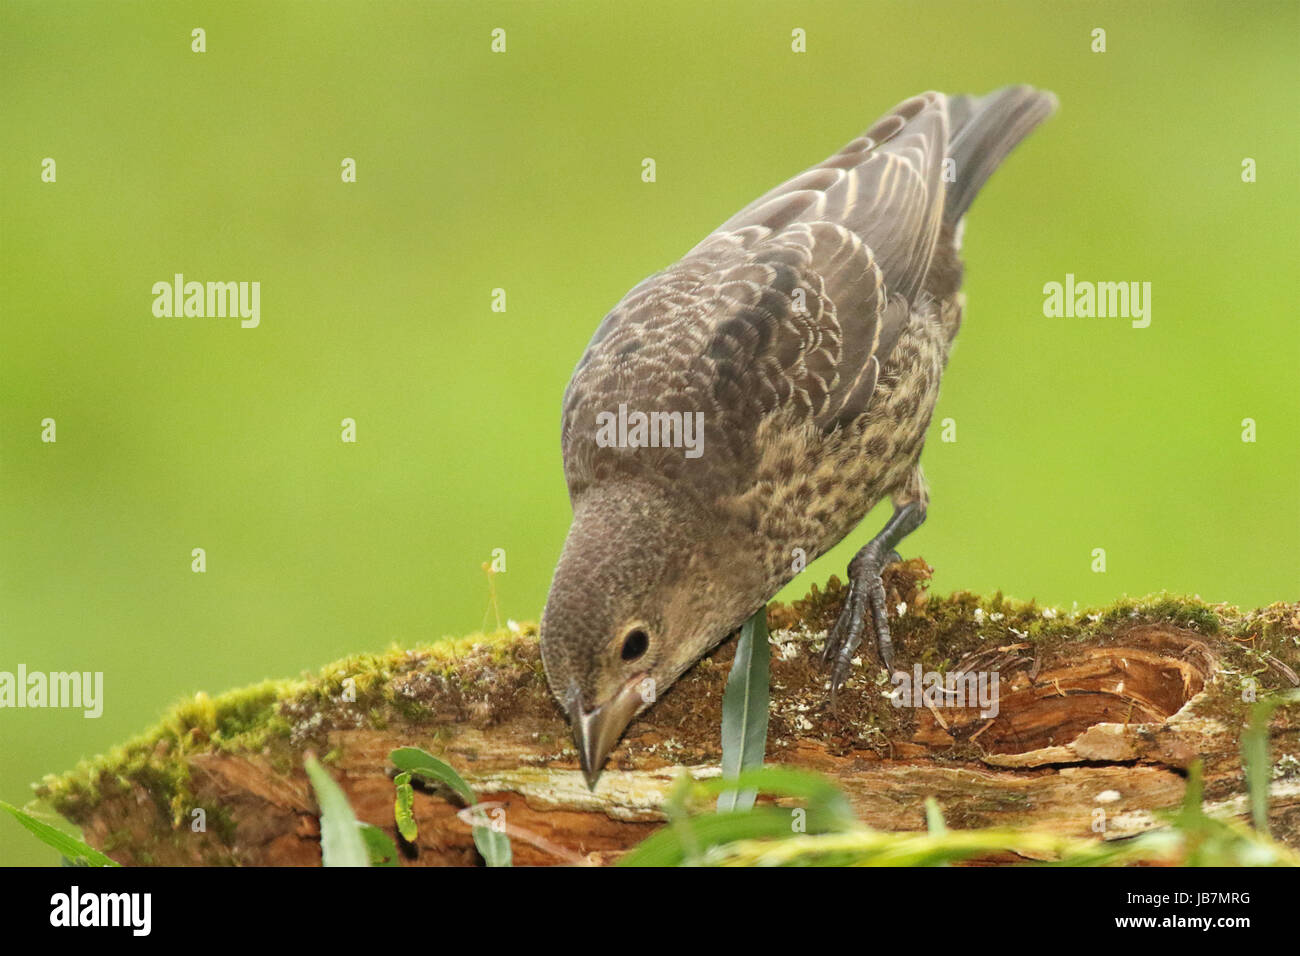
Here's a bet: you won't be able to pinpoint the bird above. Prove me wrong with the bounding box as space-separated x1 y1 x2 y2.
540 87 1057 789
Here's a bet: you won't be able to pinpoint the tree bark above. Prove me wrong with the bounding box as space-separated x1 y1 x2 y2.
39 561 1300 866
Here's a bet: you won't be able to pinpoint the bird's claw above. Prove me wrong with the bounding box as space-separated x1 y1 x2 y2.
822 547 901 704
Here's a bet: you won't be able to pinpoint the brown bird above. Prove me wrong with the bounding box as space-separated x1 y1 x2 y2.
541 87 1056 788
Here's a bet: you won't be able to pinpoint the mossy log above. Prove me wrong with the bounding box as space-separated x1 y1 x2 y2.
38 561 1300 865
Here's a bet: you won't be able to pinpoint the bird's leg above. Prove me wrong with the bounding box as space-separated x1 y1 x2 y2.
823 501 926 700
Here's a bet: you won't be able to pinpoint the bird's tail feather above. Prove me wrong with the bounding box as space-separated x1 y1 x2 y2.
943 85 1057 224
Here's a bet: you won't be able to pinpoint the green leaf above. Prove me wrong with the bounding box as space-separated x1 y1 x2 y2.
358 823 400 866
1242 688 1300 834
620 805 851 867
390 746 474 803
471 813 513 868
0 801 118 867
305 755 370 867
389 746 512 866
696 765 855 823
394 771 418 842
624 766 859 866
717 606 771 812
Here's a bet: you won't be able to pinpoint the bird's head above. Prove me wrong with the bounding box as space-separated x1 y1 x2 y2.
540 480 761 789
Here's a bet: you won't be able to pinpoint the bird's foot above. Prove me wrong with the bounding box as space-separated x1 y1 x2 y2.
822 546 901 703
821 500 925 704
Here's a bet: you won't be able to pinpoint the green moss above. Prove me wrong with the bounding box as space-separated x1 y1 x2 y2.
887 576 1252 662
765 562 1298 759
32 571 1299 861
36 625 538 828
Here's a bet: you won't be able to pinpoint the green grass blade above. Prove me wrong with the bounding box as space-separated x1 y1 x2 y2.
621 809 781 867
924 797 948 836
620 806 831 866
0 801 118 867
698 765 856 825
1242 688 1300 834
305 755 370 867
358 823 400 866
625 766 859 866
717 606 771 812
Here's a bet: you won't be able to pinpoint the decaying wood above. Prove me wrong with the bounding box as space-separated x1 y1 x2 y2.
37 562 1300 865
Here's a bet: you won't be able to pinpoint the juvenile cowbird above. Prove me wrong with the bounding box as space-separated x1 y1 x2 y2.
541 87 1056 787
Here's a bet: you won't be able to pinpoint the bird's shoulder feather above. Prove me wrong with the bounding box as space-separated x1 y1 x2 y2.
561 92 953 497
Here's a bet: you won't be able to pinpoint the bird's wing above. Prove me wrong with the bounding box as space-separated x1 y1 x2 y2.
561 94 950 497
704 91 950 303
682 90 951 429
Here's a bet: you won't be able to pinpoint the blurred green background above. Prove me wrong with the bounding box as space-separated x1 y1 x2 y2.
2 1 1296 864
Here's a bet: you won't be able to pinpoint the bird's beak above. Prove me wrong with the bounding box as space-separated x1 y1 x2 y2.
571 674 648 791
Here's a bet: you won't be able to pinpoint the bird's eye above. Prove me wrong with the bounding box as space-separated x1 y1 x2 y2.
620 629 650 662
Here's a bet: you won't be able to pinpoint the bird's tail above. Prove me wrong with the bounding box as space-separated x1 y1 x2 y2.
943 85 1057 224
